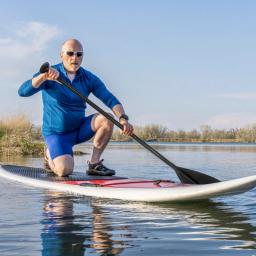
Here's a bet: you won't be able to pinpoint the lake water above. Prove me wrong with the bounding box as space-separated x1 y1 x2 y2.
0 142 256 256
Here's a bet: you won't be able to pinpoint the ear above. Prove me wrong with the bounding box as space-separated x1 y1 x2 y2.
60 51 64 60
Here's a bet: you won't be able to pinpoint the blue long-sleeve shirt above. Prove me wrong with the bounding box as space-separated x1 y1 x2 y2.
18 63 120 137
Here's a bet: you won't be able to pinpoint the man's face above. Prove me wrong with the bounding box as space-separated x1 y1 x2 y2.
60 42 83 74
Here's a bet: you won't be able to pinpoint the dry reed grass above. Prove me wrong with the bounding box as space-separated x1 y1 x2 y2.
0 115 44 156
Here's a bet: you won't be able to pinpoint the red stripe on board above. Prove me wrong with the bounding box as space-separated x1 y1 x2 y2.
61 179 189 188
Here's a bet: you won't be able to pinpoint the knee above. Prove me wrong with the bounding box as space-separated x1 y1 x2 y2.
54 162 73 177
102 114 114 129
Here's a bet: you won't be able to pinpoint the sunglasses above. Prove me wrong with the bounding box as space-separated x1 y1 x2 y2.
64 51 83 57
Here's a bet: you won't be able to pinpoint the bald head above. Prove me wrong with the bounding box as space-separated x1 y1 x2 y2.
61 39 83 52
60 39 84 74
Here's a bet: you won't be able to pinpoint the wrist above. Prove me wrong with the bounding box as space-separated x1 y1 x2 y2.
120 119 128 125
32 74 47 88
119 114 129 122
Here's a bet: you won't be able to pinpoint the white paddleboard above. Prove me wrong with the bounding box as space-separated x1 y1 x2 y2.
0 165 255 202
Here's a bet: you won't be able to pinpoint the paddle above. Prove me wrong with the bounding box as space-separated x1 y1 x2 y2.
39 62 220 184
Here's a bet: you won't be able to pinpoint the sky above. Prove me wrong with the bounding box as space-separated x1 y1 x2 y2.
1 0 256 130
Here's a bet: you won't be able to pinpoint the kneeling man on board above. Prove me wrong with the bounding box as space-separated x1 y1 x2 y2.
18 39 133 177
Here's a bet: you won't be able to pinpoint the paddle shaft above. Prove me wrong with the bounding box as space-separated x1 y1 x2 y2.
57 76 180 172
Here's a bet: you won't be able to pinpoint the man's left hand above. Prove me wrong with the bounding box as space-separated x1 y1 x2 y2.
120 120 133 136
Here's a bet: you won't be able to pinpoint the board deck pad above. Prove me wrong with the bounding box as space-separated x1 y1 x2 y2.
1 165 126 182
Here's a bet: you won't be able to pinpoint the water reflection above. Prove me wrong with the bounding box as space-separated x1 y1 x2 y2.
0 154 30 165
92 142 256 153
40 192 256 255
158 201 256 250
92 199 256 252
41 193 131 256
41 193 86 256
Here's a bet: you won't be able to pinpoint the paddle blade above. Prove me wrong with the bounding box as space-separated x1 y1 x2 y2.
176 166 220 184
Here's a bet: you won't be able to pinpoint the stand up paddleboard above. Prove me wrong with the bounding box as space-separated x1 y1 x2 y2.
0 165 255 202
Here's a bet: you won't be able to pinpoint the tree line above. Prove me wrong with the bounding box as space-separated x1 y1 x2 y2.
111 124 256 143
1 115 256 156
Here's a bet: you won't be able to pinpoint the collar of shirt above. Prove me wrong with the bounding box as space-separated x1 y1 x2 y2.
60 62 82 82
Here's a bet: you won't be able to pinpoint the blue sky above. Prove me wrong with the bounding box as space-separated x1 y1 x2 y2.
1 0 256 130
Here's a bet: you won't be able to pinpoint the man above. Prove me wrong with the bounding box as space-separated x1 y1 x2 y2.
18 39 133 177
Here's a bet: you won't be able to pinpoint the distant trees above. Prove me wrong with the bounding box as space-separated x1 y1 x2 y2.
134 125 168 141
1 115 256 156
111 123 256 143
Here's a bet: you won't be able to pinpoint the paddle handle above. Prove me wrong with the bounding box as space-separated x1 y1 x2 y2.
39 63 179 171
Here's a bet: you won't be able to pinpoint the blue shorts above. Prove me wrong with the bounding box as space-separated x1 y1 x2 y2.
44 114 95 160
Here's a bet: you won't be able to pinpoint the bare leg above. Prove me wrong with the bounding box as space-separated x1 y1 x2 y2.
46 148 74 177
90 113 114 164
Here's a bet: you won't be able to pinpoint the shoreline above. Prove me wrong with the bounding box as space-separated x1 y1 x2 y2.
1 139 256 157
1 115 256 156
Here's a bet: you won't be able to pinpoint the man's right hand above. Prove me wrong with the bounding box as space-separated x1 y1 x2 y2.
44 67 60 81
32 67 59 88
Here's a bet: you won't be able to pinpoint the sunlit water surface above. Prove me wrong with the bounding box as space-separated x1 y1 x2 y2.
0 142 256 255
